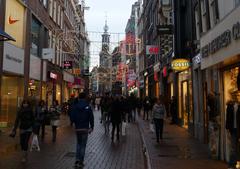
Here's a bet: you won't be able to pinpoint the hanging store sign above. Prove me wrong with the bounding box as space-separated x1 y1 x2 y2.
146 45 159 55
171 59 190 71
73 68 81 75
49 72 57 79
63 61 73 69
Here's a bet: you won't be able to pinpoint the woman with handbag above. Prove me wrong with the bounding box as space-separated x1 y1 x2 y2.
49 100 61 142
10 100 35 162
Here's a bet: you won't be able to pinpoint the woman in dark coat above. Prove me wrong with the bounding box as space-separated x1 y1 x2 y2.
10 100 35 163
110 97 122 142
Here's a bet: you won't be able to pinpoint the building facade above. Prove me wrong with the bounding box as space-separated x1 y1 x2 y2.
0 0 89 127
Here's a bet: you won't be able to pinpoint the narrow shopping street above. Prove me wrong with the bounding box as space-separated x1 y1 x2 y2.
0 110 146 169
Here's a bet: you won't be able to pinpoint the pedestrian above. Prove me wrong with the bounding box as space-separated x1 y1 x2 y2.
34 100 47 139
152 98 166 143
137 98 143 116
49 100 61 142
70 92 94 168
68 94 76 126
95 96 101 111
10 100 35 163
143 97 151 120
110 97 122 142
170 96 178 124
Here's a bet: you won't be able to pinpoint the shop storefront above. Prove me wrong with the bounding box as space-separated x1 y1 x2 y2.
154 63 160 98
177 69 193 131
46 62 63 107
0 42 24 127
63 71 74 102
200 5 240 162
28 54 41 104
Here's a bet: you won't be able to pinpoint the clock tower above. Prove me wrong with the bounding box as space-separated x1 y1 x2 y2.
100 19 110 68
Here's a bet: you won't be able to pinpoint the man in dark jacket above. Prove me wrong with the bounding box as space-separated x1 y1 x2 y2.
70 92 94 168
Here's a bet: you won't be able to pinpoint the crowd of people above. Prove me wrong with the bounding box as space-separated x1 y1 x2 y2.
9 92 178 168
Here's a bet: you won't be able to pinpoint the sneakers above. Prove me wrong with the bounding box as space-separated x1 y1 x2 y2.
74 161 84 168
21 151 28 163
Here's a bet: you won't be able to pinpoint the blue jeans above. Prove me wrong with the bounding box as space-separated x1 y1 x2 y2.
76 132 88 162
229 129 237 167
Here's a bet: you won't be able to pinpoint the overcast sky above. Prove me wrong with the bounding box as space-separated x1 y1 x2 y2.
85 0 138 69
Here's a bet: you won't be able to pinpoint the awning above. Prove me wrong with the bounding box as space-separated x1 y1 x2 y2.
0 28 15 41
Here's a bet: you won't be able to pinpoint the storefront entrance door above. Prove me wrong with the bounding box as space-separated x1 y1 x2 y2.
181 81 189 129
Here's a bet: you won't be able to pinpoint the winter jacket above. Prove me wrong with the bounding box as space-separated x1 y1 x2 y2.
70 99 94 131
13 107 35 131
152 103 166 119
49 105 61 120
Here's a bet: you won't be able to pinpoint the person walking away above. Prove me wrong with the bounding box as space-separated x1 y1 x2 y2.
152 98 166 143
143 97 151 120
170 96 178 124
68 94 76 126
34 100 47 139
137 98 143 116
10 100 35 162
49 100 61 142
110 97 122 142
70 92 94 168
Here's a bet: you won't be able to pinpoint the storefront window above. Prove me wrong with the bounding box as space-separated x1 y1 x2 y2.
0 76 24 126
56 84 61 104
223 66 240 161
178 69 193 129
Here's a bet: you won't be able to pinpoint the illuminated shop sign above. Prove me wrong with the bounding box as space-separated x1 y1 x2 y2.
146 45 159 55
201 21 240 58
49 72 57 79
171 59 190 71
63 61 73 69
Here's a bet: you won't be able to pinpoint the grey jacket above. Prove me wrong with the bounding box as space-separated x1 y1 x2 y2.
152 103 166 119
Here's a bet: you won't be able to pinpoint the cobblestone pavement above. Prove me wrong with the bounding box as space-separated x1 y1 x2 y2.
138 117 228 169
0 111 146 169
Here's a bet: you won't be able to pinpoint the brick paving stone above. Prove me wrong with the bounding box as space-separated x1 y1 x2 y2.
0 111 146 169
137 116 228 169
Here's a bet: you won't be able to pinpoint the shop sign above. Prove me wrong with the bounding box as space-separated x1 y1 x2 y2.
73 68 81 75
42 48 55 59
193 53 201 65
63 61 73 69
201 21 240 58
49 72 57 79
163 66 168 77
154 63 160 72
171 59 190 71
30 55 41 80
5 0 25 48
63 71 74 83
146 45 159 55
3 42 24 75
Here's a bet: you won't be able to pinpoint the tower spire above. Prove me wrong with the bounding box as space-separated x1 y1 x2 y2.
104 12 109 33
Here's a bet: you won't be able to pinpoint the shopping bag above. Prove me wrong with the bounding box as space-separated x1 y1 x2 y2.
122 122 127 136
150 123 155 133
30 134 40 152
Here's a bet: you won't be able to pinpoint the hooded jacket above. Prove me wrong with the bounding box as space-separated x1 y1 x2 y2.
70 99 94 131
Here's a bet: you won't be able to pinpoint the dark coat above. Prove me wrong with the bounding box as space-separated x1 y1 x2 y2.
110 99 122 124
13 107 35 130
70 99 94 130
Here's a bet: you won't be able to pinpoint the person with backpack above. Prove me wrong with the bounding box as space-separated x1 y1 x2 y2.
10 100 35 163
70 92 94 168
152 98 166 143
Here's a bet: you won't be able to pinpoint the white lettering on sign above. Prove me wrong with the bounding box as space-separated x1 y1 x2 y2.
50 72 57 79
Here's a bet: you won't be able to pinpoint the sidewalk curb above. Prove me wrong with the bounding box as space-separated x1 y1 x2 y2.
137 120 152 169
